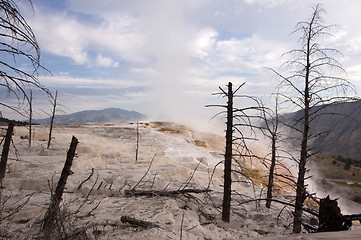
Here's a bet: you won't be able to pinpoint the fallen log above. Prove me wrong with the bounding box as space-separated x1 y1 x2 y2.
344 214 361 223
124 188 212 197
120 216 159 229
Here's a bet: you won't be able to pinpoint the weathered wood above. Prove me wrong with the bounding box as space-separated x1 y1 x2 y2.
77 167 94 190
266 135 276 208
124 188 212 197
28 91 32 147
237 197 318 217
222 82 233 223
180 212 185 240
0 122 14 187
318 195 352 232
47 90 57 149
42 135 79 233
344 214 361 222
131 154 156 190
121 216 159 229
135 118 139 163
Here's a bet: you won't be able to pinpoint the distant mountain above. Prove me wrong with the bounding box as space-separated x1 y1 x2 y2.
34 108 146 124
283 100 361 160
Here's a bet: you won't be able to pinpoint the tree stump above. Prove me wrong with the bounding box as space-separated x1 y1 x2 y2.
318 195 352 232
0 122 14 187
42 136 79 235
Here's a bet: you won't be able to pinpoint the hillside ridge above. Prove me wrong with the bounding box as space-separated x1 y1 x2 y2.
34 107 146 124
283 100 361 160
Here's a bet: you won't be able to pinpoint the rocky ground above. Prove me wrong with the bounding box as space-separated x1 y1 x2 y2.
0 122 360 239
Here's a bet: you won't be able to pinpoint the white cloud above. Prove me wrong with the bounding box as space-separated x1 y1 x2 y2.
130 67 156 76
190 27 218 59
96 54 119 68
33 13 89 65
346 65 361 82
17 0 361 120
243 0 289 7
29 9 146 67
91 15 146 63
38 75 149 88
344 34 361 54
210 35 288 72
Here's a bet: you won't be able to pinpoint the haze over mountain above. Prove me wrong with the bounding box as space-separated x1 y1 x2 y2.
34 108 146 124
284 100 361 160
32 99 361 160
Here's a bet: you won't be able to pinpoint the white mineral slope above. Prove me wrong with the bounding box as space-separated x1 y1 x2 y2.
1 122 360 239
240 228 361 240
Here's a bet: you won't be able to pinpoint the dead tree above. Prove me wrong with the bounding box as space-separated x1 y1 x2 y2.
270 4 356 233
0 122 14 187
39 90 66 148
42 136 79 234
207 82 261 222
258 95 297 209
28 90 32 147
260 96 281 209
135 116 139 163
223 82 233 222
47 90 58 149
265 132 277 209
0 0 50 113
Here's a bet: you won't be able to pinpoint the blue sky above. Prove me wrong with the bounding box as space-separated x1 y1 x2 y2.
2 0 361 125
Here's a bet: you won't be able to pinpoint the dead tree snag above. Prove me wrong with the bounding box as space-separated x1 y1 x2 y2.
28 91 32 147
42 135 79 234
269 4 356 233
0 122 14 187
207 82 261 222
222 82 233 222
47 90 58 149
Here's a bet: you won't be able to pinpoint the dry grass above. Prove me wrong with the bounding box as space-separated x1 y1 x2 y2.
158 127 180 134
310 153 361 203
194 140 207 148
150 122 182 134
311 153 361 181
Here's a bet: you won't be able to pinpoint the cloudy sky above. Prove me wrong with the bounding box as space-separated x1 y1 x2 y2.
2 0 361 124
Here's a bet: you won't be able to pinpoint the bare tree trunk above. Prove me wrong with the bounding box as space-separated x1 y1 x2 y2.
28 90 32 147
207 81 258 223
293 16 312 233
222 82 233 222
47 90 57 149
269 4 355 234
42 136 78 233
266 135 276 208
293 123 308 233
260 94 280 209
135 116 139 163
0 122 14 187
